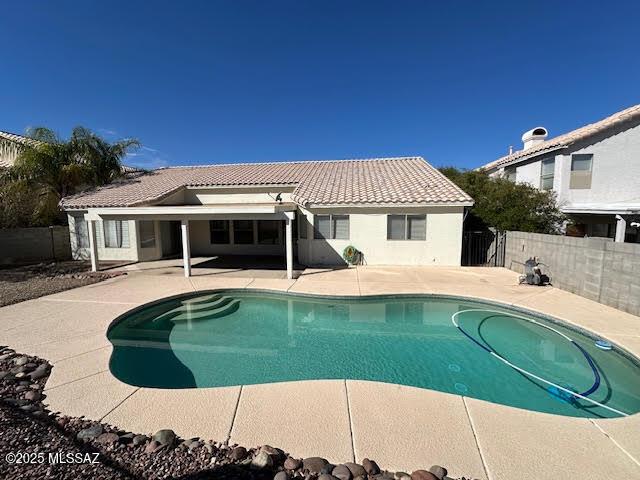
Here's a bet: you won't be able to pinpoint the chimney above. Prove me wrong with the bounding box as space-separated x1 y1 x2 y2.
521 127 548 150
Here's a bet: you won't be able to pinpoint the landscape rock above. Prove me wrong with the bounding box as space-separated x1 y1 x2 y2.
363 458 380 475
284 457 302 470
332 464 353 480
96 432 120 445
230 446 248 460
132 434 148 446
428 465 447 480
318 475 340 480
24 390 41 401
303 457 329 474
77 423 103 441
344 462 367 478
321 463 336 474
152 429 176 446
410 471 438 480
145 440 163 454
251 451 273 469
274 471 290 480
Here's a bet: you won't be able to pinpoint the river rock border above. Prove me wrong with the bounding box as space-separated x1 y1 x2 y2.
0 346 478 480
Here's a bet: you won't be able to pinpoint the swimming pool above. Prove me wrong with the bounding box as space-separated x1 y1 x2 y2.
107 290 640 418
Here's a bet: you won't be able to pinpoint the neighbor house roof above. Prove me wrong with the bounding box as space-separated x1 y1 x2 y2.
480 103 640 172
61 156 473 209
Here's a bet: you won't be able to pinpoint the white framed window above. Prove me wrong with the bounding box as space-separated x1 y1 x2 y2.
103 220 129 248
139 221 156 248
314 214 350 240
387 214 426 240
570 154 593 189
209 220 230 244
233 220 254 244
540 158 555 190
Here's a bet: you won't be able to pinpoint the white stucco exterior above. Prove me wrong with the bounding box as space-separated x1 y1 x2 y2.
66 186 467 267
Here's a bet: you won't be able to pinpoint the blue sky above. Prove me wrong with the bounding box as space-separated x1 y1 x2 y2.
1 1 638 170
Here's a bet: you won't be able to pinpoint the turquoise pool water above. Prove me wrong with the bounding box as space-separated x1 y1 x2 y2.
107 290 640 418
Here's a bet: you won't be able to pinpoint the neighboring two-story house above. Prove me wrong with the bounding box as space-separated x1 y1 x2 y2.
480 104 640 243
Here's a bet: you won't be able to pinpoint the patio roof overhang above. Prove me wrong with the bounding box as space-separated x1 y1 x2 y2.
83 203 297 221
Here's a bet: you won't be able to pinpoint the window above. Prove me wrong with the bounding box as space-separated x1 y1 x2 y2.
540 158 555 190
103 220 129 248
258 220 280 244
387 214 426 240
314 214 349 239
504 166 517 182
233 220 254 244
139 221 156 248
75 217 89 249
570 154 593 189
209 220 230 244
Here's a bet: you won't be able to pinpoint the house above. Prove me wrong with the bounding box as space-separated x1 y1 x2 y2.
60 157 474 278
479 104 640 243
0 130 41 168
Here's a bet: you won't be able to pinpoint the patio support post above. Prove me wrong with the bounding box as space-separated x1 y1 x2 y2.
285 212 294 280
181 219 191 277
615 215 626 243
87 219 98 272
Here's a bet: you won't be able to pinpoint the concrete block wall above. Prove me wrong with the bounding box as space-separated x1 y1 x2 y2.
505 231 640 316
0 226 71 264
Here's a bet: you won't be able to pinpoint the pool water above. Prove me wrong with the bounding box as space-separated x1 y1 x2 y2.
107 290 640 418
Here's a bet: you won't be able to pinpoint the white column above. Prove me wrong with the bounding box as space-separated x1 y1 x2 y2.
285 212 294 280
181 219 191 277
87 219 98 272
615 215 627 243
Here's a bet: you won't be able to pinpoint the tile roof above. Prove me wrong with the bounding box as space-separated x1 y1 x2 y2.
61 157 473 209
481 103 640 171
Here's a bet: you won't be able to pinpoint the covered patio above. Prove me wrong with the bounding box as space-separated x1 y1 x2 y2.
83 204 298 279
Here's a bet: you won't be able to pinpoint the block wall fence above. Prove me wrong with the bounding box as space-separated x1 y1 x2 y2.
504 231 640 316
0 226 71 265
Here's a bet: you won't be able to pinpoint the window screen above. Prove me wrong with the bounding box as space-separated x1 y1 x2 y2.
332 215 350 240
387 215 406 240
407 215 426 240
540 158 555 190
209 220 230 244
314 215 331 239
571 154 593 171
103 220 129 248
139 221 156 248
570 154 593 189
233 220 254 244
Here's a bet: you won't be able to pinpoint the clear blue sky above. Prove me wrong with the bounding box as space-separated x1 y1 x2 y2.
1 1 639 170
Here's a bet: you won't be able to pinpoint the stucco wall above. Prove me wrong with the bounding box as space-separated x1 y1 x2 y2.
157 187 295 206
68 213 139 262
297 206 464 266
188 219 286 256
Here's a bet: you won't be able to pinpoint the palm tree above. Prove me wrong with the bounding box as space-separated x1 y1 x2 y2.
4 126 139 226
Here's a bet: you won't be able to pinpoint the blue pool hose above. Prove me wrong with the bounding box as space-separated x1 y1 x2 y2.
451 309 628 417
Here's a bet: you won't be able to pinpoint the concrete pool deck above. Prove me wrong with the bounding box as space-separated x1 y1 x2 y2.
1 264 639 479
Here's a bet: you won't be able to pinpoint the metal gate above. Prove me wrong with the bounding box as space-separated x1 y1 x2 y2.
462 230 506 267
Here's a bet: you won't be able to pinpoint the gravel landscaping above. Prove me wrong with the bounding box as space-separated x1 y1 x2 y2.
0 346 478 480
0 262 125 307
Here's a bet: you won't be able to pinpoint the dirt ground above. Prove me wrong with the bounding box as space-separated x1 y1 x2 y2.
0 261 125 307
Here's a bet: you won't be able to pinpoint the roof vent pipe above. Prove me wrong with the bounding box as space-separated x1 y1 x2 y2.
522 127 548 150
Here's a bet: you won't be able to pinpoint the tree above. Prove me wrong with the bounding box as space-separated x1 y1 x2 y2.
440 167 565 233
0 127 139 228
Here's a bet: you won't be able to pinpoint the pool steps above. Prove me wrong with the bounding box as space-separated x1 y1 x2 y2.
152 295 239 323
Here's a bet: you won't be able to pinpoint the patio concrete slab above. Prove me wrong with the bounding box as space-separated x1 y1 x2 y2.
189 276 254 291
465 397 640 479
20 331 110 362
46 346 111 389
595 414 640 464
44 371 137 420
288 280 360 296
298 267 358 282
103 386 241 441
245 278 297 291
358 281 435 295
44 273 195 304
347 380 487 478
606 334 640 357
230 380 353 463
356 266 424 284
